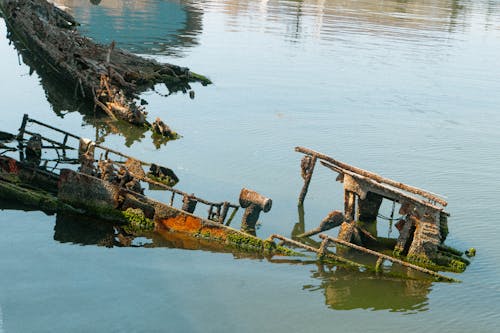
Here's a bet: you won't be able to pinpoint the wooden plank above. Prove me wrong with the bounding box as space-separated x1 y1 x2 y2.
295 146 447 207
322 161 444 212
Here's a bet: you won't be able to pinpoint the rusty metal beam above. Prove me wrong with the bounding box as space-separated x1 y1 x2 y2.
318 234 458 282
321 161 444 213
295 146 447 207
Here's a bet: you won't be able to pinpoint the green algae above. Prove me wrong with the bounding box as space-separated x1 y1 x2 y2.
122 208 154 233
146 173 178 187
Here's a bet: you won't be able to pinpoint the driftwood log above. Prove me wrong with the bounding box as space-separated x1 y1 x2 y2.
0 0 211 137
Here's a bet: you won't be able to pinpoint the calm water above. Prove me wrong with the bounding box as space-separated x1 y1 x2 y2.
1 0 500 331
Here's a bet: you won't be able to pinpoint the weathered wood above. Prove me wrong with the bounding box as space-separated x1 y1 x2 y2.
318 234 458 282
1 0 211 137
344 190 356 221
296 146 447 207
323 161 444 213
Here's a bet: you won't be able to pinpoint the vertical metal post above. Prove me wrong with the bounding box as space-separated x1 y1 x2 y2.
17 114 29 161
298 155 317 205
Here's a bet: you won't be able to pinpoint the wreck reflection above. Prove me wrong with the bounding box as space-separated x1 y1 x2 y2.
306 263 431 312
52 211 432 313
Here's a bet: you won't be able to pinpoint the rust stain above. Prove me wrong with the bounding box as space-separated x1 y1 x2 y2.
7 158 19 173
161 214 202 234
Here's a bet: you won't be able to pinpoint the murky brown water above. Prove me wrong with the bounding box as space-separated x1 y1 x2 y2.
1 0 500 331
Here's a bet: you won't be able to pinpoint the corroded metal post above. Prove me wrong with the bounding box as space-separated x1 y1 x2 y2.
181 193 197 214
298 155 317 205
239 188 272 235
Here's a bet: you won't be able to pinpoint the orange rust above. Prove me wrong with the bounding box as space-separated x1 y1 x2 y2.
8 158 19 173
160 214 202 234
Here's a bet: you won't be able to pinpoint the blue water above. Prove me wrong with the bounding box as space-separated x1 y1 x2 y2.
1 0 500 331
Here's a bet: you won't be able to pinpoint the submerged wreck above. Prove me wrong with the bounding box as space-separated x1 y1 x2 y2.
0 115 470 282
0 115 295 257
0 0 211 138
294 147 470 274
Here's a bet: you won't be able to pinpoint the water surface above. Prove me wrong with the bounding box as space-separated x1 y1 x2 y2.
1 0 500 332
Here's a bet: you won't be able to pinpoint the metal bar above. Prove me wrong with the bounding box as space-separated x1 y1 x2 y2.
318 234 458 282
225 207 239 226
24 130 74 150
268 234 364 268
27 118 79 139
298 155 316 205
322 161 444 212
295 146 447 206
170 191 175 206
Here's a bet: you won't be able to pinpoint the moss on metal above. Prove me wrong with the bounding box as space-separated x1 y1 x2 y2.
122 208 155 233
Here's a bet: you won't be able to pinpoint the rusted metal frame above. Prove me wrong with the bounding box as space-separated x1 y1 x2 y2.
17 114 29 141
219 201 230 224
134 172 238 210
268 234 364 268
26 117 79 140
62 133 69 158
169 191 176 206
111 165 238 223
318 234 458 282
321 161 444 213
224 206 239 226
295 146 447 207
17 114 29 161
93 144 152 167
47 141 62 173
298 155 317 205
23 130 75 151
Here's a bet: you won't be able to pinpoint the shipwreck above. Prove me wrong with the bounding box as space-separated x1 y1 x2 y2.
0 0 211 139
293 146 470 274
0 115 470 282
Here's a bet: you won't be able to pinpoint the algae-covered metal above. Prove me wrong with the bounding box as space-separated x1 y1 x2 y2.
0 115 293 258
0 115 468 282
294 146 469 275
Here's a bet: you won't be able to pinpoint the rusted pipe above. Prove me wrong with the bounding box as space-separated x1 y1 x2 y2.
239 188 272 235
297 210 345 238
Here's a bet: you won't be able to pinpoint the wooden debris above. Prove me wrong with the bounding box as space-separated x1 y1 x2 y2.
295 146 469 273
0 0 211 137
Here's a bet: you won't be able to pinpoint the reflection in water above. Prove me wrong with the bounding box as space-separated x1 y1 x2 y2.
51 0 500 57
196 0 497 47
53 0 203 56
307 263 431 312
51 208 432 313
